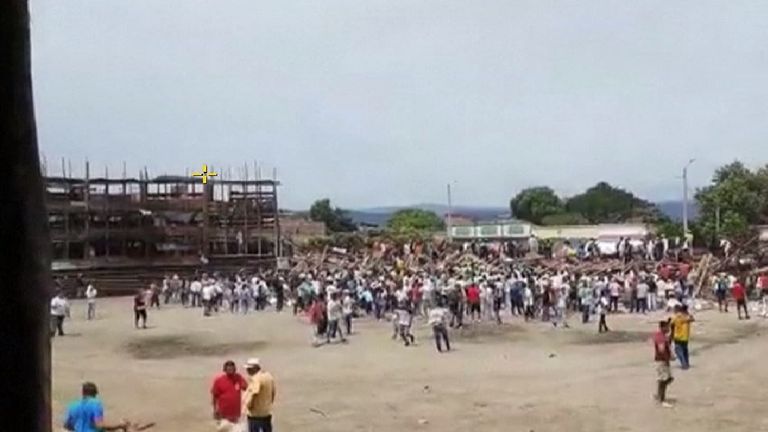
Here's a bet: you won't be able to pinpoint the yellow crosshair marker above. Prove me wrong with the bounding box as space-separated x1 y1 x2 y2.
192 164 218 184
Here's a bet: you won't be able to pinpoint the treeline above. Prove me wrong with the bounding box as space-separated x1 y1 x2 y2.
307 161 768 243
510 161 768 243
509 182 659 226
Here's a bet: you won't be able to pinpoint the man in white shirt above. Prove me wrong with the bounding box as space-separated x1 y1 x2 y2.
636 279 649 314
202 282 215 316
523 283 534 321
609 279 621 313
50 291 70 337
85 284 98 320
428 301 450 352
190 278 203 308
342 293 355 335
326 292 347 343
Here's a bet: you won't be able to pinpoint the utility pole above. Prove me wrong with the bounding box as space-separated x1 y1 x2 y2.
682 158 695 238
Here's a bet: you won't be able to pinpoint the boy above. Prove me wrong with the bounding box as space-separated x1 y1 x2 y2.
396 300 416 346
653 320 675 408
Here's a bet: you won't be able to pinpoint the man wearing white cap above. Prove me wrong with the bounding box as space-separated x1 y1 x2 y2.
243 358 276 432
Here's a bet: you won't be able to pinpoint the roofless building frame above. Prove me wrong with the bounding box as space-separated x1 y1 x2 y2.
45 165 281 267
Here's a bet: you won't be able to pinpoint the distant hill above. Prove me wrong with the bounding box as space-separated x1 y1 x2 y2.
655 200 700 222
343 201 698 227
346 204 509 227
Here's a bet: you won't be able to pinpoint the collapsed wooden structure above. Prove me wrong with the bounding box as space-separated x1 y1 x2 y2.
46 166 282 291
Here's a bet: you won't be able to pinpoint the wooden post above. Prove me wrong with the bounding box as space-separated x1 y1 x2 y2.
63 172 71 259
84 160 91 259
202 181 210 256
223 183 229 255
122 178 127 257
2 1 53 429
244 162 249 255
272 169 281 260
104 166 110 258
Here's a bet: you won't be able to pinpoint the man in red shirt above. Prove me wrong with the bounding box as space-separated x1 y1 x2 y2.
211 360 248 430
466 283 481 323
732 280 750 320
652 320 674 408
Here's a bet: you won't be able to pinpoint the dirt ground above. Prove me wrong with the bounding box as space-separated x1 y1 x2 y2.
52 298 768 432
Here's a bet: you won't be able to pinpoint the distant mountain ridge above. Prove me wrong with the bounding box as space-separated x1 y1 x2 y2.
344 201 698 227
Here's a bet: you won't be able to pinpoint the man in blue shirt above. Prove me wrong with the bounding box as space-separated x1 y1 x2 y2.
64 382 128 432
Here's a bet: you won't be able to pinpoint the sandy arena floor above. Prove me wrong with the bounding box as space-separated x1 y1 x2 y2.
52 298 768 432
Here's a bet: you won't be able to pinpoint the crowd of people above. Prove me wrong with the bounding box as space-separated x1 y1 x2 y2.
52 240 768 347
52 238 768 428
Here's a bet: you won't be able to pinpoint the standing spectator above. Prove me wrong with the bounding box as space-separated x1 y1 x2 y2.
647 275 658 311
597 294 609 333
732 279 750 320
428 300 451 352
636 278 649 314
326 292 346 343
149 283 160 309
713 274 729 312
609 278 621 313
243 358 277 432
652 321 675 408
342 292 355 335
670 305 694 370
466 282 481 323
211 360 248 432
309 298 327 347
190 277 202 308
579 281 592 324
50 290 70 337
133 289 148 329
85 284 98 320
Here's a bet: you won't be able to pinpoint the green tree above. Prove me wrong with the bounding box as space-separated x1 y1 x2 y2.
509 187 564 224
387 209 445 232
695 161 768 241
309 198 356 233
539 212 589 226
565 182 655 223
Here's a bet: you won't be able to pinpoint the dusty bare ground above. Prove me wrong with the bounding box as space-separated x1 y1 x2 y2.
52 298 768 432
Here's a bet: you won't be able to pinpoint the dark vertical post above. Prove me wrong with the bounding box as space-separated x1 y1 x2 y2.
84 160 91 258
1 1 52 430
243 163 249 254
202 181 210 256
104 166 110 258
272 168 281 261
63 159 70 259
122 178 127 257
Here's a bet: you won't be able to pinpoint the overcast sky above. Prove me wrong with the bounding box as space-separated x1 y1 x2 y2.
30 0 768 209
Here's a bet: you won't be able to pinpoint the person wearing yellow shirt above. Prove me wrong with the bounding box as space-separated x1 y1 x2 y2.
243 358 276 432
670 305 694 370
